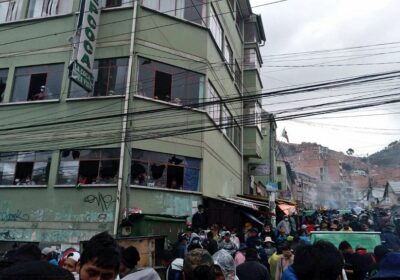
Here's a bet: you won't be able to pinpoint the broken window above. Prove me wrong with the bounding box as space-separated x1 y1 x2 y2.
27 0 72 18
57 149 120 185
12 64 63 102
0 69 8 103
0 151 52 186
138 57 204 105
70 58 129 98
131 149 201 191
0 0 23 23
142 0 206 25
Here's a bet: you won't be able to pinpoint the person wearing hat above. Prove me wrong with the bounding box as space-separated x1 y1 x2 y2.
41 247 58 266
218 231 237 256
260 224 276 244
62 251 80 279
183 248 215 280
264 237 277 259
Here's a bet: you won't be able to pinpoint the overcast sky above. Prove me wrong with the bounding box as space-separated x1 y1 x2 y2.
251 0 400 156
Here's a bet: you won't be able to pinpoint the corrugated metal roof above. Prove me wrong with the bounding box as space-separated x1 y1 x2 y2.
388 181 400 194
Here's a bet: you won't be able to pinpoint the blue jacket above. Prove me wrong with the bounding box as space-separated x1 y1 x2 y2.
281 266 298 280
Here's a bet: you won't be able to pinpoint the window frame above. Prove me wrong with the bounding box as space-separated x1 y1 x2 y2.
57 149 120 186
0 0 24 24
27 0 73 19
11 63 64 103
209 5 223 50
69 57 129 99
206 82 221 125
0 151 52 186
224 38 234 72
0 68 8 103
131 149 201 192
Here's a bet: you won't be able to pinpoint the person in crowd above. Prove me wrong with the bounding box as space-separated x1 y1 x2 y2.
182 248 215 280
41 247 59 266
119 246 141 278
381 224 400 251
289 213 297 235
192 205 207 231
176 232 188 259
264 237 277 259
230 228 241 249
277 216 291 235
246 228 261 248
281 240 344 280
260 223 276 243
0 261 74 280
62 251 80 279
370 252 400 279
298 229 311 245
160 250 183 280
234 244 247 266
236 247 270 280
368 245 391 278
269 245 283 279
8 243 41 264
218 231 237 256
203 231 219 256
275 243 294 280
276 228 288 246
212 249 237 280
59 248 79 268
341 222 353 232
78 231 121 280
339 240 373 280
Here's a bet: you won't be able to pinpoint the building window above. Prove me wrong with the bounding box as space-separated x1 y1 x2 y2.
244 22 257 43
224 39 233 71
27 0 73 18
244 102 261 130
142 0 206 25
57 149 120 185
101 0 132 8
278 181 282 190
209 5 223 50
137 57 204 105
131 149 201 192
222 105 233 140
0 151 52 185
0 0 24 23
234 60 242 89
206 83 220 125
12 64 64 102
0 69 7 103
320 167 325 181
244 48 259 69
233 122 241 150
277 166 281 175
70 58 129 98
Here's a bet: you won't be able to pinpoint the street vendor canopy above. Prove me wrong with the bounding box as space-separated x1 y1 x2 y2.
277 204 296 215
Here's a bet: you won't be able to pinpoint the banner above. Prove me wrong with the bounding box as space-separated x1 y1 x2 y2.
70 0 101 92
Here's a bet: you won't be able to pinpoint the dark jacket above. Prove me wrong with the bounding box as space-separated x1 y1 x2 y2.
192 212 207 230
237 259 271 280
202 238 218 256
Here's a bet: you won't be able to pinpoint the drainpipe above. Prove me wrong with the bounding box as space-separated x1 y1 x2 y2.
113 0 138 237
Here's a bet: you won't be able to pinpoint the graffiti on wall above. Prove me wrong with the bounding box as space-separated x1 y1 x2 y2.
84 193 115 211
0 210 29 223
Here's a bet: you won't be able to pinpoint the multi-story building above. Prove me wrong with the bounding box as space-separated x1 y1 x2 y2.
0 0 266 246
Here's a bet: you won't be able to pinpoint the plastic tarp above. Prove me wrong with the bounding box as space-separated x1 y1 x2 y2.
277 204 296 215
311 231 382 252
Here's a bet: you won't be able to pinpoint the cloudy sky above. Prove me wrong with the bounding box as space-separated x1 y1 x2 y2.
251 0 400 155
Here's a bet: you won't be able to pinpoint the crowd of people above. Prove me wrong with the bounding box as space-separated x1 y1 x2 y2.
1 206 400 279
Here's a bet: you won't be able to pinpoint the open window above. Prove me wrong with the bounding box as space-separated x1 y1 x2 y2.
154 71 172 101
0 69 8 103
70 58 128 98
57 149 120 185
101 0 131 8
0 0 24 23
131 149 201 192
12 64 63 102
0 151 51 186
138 57 204 105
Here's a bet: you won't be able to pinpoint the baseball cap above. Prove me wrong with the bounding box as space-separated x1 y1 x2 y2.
67 252 80 262
41 247 55 256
